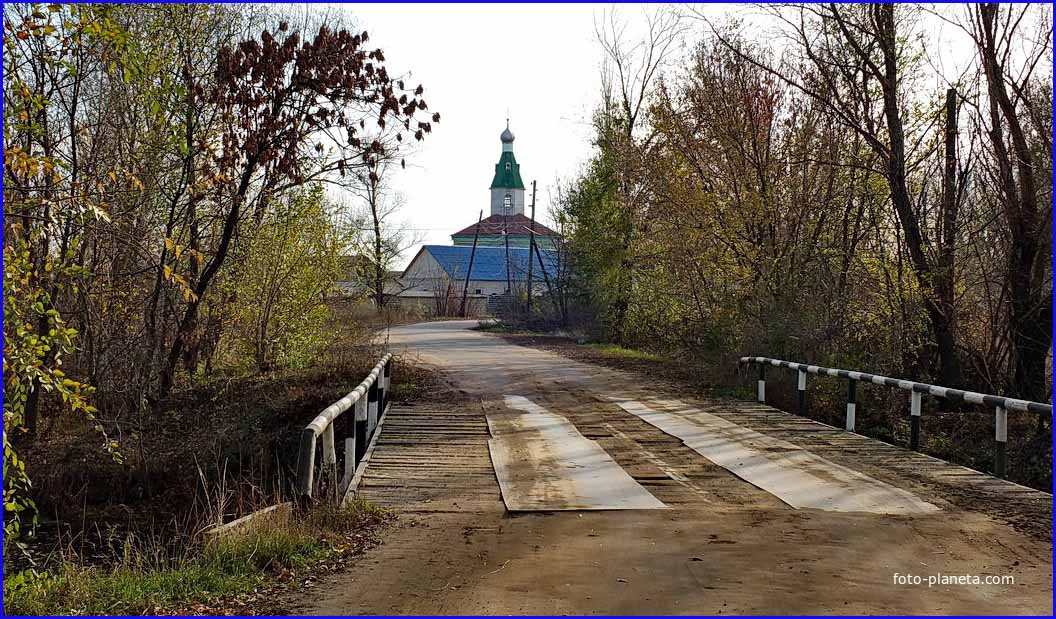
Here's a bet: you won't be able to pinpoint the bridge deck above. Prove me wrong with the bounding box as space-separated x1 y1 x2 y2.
695 398 1051 537
353 403 503 513
354 395 1050 539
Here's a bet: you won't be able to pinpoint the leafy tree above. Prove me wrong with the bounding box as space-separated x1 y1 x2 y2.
555 137 626 338
968 3 1053 406
3 1 123 568
158 20 439 395
222 184 347 372
1 3 441 569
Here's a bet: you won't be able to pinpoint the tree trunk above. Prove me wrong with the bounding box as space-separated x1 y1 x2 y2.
873 4 961 386
976 3 1052 406
159 160 256 398
934 87 963 387
373 207 385 308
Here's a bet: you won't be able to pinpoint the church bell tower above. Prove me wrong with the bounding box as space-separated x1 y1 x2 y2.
489 122 526 216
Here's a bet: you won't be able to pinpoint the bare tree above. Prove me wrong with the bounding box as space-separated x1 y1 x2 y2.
590 6 688 342
427 262 460 317
966 3 1053 404
596 6 687 141
345 157 423 309
705 3 965 386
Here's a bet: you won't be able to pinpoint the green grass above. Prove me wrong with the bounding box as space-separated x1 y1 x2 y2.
584 343 666 363
7 561 266 616
473 319 509 333
4 502 388 616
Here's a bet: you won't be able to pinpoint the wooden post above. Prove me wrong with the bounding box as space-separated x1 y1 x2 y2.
756 363 765 403
533 238 557 317
503 198 512 312
526 181 537 314
459 210 483 317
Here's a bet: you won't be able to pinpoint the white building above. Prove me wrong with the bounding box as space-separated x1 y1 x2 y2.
395 123 561 316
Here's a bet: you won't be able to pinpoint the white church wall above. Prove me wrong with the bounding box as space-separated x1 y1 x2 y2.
490 187 525 216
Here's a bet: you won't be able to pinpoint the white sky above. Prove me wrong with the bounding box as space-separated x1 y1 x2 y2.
330 3 694 267
319 3 1026 268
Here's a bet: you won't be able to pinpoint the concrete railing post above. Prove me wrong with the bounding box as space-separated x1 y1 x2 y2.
757 363 766 403
994 406 1007 478
910 390 922 451
796 370 807 416
342 419 356 496
846 379 857 432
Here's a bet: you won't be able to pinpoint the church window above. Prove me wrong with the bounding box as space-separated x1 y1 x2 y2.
503 194 512 214
505 162 511 171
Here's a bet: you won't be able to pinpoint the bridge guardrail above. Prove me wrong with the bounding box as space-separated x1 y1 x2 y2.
738 356 1053 479
295 353 392 506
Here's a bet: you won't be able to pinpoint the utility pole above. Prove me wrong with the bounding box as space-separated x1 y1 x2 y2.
460 210 483 318
533 232 558 319
526 180 537 315
503 197 512 314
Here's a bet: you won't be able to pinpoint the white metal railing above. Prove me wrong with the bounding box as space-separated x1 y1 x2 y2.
738 356 1053 479
295 353 392 505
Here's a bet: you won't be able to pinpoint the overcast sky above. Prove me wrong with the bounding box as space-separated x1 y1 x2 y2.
329 3 693 267
323 3 1005 268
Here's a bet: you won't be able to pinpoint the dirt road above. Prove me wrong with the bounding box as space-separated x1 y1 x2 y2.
292 320 1052 615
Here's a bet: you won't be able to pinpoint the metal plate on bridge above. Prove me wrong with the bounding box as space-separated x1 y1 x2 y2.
487 395 666 511
618 399 939 515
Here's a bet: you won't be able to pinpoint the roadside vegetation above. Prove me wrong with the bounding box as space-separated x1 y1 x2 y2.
3 2 437 612
582 343 664 363
3 297 434 614
5 501 390 616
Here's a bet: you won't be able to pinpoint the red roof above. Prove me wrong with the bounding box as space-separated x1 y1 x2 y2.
451 214 559 238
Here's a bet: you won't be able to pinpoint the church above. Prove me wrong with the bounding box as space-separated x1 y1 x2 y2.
396 124 561 315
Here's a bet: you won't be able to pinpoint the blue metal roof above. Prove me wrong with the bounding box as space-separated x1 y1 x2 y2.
421 245 559 282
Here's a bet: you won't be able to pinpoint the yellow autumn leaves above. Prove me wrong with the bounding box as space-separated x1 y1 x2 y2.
162 238 205 303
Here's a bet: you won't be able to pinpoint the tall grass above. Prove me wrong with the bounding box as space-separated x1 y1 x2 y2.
5 456 391 616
